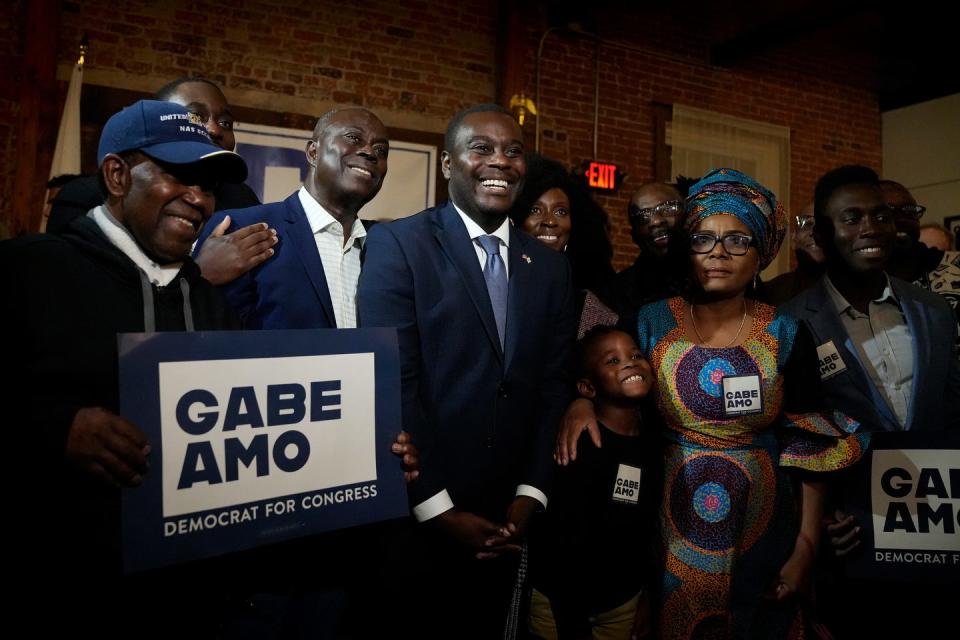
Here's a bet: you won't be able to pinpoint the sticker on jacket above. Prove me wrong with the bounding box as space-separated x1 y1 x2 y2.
816 340 848 381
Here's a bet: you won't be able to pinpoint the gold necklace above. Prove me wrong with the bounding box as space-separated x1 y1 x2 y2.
689 298 748 348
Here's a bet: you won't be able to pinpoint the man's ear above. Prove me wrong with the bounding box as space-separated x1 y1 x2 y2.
101 154 131 199
576 378 597 399
812 216 833 250
305 139 318 167
440 150 451 180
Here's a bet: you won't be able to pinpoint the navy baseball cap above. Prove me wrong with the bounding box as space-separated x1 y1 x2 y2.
97 99 247 183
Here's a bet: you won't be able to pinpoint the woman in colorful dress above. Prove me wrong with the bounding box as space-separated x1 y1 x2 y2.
558 168 868 639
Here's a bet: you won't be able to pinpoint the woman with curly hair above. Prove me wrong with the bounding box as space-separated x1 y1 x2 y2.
509 154 618 336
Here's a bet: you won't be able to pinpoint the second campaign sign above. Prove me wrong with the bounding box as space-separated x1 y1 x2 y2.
118 328 407 573
844 430 960 583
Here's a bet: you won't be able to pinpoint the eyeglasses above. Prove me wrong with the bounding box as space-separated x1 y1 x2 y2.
889 204 926 220
795 215 815 230
690 233 755 256
628 200 683 225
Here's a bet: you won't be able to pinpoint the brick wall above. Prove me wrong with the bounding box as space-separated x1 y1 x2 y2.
0 0 501 231
0 1 27 238
2 1 883 256
56 0 498 130
526 8 883 270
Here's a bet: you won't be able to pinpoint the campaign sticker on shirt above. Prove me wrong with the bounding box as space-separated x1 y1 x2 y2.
816 340 848 381
721 375 763 417
612 464 642 505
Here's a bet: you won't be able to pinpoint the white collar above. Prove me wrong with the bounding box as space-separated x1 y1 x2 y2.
452 202 510 247
89 205 183 287
298 187 367 244
824 273 900 316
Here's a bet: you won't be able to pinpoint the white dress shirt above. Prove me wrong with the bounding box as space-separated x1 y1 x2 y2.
412 205 547 523
824 275 914 427
298 187 366 328
454 203 511 276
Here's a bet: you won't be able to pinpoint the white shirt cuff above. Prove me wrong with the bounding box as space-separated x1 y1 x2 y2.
412 489 454 523
516 484 548 510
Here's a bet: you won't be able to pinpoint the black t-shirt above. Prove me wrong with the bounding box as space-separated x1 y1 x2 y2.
529 422 660 637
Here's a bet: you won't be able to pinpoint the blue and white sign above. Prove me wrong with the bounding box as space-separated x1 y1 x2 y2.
844 430 960 583
118 328 407 573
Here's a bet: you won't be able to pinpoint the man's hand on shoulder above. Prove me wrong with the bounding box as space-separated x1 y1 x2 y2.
555 398 601 466
66 407 151 488
196 216 278 286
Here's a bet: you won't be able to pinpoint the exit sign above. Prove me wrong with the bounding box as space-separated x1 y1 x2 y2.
581 161 623 193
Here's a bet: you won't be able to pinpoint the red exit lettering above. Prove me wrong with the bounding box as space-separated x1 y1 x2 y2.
584 162 617 190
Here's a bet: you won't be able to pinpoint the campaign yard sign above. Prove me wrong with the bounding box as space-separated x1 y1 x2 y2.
845 430 960 583
118 328 406 573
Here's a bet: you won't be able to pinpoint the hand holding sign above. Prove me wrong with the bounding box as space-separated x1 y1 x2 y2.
392 430 419 482
826 509 861 557
66 407 151 488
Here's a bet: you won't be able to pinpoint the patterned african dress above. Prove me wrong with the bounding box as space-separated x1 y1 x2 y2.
636 297 869 640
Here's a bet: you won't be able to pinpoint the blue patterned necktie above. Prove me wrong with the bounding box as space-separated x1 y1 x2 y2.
477 234 507 347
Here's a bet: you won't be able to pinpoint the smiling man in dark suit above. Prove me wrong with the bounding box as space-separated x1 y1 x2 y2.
192 107 401 637
358 104 576 637
196 106 388 329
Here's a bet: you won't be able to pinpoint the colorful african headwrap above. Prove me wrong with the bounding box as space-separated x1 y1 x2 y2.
685 168 786 270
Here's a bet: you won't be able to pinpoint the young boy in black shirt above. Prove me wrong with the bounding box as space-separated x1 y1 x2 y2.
529 326 660 640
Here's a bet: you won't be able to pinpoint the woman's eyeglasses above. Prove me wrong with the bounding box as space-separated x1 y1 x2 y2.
690 233 755 256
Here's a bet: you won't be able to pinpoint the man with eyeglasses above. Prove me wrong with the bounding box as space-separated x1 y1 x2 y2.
47 77 273 288
765 202 826 306
608 181 686 325
781 166 959 638
881 179 960 331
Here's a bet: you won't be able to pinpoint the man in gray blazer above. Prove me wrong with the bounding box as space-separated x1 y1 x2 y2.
781 165 960 431
781 165 958 639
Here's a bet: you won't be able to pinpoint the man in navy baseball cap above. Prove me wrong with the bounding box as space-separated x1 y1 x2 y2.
1 100 248 633
95 99 247 263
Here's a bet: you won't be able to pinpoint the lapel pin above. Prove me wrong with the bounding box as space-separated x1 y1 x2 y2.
521 254 532 264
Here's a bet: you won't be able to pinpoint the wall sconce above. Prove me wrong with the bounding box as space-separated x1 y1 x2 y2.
509 93 537 127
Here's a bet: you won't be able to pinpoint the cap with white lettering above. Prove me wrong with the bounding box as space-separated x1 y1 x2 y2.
97 99 247 183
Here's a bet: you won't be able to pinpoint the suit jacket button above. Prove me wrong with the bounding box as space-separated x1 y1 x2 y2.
498 384 508 398
485 436 494 448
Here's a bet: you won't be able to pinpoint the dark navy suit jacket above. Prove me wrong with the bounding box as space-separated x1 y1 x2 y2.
781 276 960 431
358 202 576 519
195 192 338 328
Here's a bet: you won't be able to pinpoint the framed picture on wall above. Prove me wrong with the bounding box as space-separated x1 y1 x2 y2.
946 215 960 249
